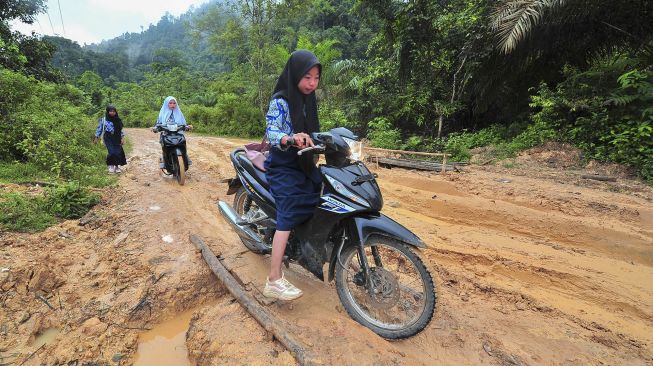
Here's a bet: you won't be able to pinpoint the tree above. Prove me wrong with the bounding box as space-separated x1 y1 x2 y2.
1 0 61 80
491 0 653 56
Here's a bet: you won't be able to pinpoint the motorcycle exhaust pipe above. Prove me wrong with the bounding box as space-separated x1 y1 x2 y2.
217 201 270 252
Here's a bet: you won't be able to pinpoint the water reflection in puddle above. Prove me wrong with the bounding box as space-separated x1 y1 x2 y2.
31 328 60 349
134 307 197 366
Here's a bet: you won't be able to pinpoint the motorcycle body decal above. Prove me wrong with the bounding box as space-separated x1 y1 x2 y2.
319 195 355 214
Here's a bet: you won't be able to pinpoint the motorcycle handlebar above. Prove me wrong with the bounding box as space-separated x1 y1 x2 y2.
152 125 191 132
297 145 325 156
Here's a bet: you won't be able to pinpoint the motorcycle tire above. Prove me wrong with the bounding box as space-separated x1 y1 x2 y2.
334 236 436 339
176 155 186 185
233 186 271 253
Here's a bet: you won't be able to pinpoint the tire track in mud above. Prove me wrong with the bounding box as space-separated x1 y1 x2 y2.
375 168 653 363
8 129 648 365
173 131 653 364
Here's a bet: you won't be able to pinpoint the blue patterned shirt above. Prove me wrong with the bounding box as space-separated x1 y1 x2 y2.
265 98 293 149
95 118 125 138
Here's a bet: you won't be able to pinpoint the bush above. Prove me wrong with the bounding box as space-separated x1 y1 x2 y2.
0 192 56 232
0 69 102 179
367 117 401 148
47 183 101 219
530 56 653 182
0 182 100 232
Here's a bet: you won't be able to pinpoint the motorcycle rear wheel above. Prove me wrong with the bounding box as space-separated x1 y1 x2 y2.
233 186 272 253
334 236 436 339
176 155 186 185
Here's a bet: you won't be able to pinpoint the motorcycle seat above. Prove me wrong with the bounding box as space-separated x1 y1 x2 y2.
236 152 270 190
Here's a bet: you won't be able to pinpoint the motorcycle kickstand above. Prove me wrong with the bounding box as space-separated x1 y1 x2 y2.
282 255 290 269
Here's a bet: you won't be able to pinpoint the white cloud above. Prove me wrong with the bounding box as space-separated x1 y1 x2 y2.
10 0 209 44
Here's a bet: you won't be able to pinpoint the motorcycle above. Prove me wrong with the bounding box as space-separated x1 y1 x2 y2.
218 127 436 339
153 124 191 185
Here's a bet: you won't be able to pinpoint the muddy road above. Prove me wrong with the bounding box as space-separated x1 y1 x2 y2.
2 129 652 365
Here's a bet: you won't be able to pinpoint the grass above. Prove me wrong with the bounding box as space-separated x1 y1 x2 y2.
0 192 57 232
0 158 116 232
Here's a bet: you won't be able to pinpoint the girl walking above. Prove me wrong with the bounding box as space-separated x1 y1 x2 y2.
94 105 126 173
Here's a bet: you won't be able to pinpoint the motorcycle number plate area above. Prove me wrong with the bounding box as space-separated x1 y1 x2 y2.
319 195 355 213
163 135 183 145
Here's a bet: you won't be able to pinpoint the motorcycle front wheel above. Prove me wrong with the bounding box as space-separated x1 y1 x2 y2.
335 236 436 339
176 155 186 185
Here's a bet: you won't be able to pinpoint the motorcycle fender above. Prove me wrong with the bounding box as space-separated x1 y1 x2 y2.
226 177 242 195
327 214 425 281
175 147 184 156
352 214 425 248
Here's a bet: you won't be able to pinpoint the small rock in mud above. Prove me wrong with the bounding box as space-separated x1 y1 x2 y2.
387 201 401 208
112 353 124 362
81 317 106 336
19 311 31 324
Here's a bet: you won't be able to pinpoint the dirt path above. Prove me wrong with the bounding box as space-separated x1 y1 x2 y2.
1 128 652 365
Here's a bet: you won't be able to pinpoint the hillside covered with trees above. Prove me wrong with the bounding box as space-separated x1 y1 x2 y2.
1 0 652 232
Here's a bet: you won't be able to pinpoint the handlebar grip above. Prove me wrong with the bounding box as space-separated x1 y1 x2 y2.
297 145 325 156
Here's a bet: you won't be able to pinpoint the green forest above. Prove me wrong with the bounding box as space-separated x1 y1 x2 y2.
1 0 652 231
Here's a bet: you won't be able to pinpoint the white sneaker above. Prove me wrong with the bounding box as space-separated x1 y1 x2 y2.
263 274 303 300
115 166 122 173
108 165 116 174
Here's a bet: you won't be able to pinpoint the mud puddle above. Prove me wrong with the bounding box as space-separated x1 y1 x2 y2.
134 307 203 366
30 328 60 349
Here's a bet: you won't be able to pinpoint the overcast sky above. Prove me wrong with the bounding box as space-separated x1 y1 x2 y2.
12 0 210 45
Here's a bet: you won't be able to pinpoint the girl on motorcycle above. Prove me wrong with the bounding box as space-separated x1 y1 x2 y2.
262 50 322 300
152 96 193 168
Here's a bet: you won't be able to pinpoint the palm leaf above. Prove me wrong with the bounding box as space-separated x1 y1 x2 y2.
491 0 567 53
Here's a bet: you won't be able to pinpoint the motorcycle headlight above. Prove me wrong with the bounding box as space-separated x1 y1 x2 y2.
325 174 370 208
342 136 363 161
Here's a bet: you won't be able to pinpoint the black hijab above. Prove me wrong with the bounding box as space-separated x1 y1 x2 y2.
271 50 321 135
105 105 123 136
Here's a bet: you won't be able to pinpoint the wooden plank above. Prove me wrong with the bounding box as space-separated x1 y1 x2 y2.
372 157 458 172
364 146 450 158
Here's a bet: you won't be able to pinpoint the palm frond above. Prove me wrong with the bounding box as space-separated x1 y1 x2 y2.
491 0 567 54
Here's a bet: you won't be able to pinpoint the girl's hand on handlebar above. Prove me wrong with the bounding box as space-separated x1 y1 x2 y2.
292 132 313 149
185 125 193 131
151 127 158 133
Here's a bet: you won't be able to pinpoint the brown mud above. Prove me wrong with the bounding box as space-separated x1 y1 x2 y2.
1 129 652 365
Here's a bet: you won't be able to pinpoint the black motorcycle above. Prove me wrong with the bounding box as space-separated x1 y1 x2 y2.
153 124 190 185
218 127 436 339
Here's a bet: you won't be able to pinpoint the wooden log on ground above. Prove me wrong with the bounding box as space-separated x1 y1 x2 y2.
581 174 617 182
190 234 318 366
372 157 459 172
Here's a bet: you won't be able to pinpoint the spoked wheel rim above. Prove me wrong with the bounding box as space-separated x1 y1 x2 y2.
233 187 272 252
340 241 431 331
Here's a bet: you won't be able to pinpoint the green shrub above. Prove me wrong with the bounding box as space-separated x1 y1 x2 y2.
530 57 653 182
0 193 56 232
46 183 100 219
367 117 401 148
0 69 102 179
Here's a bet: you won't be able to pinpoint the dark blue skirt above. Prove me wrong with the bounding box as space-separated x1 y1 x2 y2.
103 133 127 166
265 147 321 231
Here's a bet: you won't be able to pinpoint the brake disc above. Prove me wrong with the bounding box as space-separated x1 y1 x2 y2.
367 267 401 310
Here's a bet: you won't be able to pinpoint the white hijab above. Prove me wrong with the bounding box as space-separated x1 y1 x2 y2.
156 96 187 125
